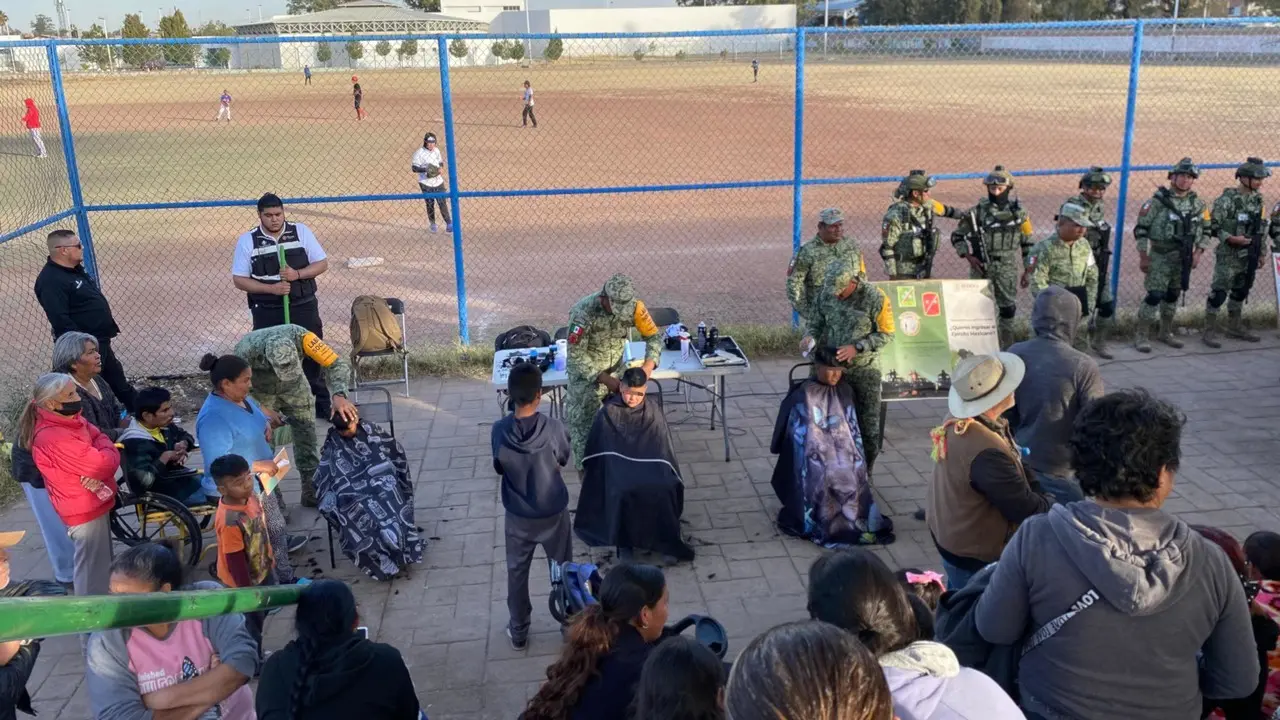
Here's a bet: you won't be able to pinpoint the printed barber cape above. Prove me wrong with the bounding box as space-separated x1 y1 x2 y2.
315 421 424 580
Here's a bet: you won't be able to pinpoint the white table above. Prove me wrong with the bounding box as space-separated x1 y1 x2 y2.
490 341 751 461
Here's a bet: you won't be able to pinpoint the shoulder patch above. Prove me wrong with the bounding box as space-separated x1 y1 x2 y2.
1139 201 1151 216
567 323 585 345
786 255 796 276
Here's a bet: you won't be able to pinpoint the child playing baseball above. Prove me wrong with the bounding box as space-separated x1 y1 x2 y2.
216 90 232 122
352 76 365 121
22 98 46 157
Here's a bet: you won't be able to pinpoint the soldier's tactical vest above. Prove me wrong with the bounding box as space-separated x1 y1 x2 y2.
246 222 318 309
977 199 1024 255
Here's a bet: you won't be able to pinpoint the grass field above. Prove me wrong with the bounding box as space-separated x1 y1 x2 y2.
2 54 1278 384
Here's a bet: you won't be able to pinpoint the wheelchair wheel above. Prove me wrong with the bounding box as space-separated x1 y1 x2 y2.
109 492 204 567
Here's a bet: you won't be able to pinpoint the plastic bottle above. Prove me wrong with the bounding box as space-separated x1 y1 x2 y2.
697 321 707 349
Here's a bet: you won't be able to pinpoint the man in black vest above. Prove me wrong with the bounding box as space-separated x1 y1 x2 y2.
34 229 136 411
232 193 332 416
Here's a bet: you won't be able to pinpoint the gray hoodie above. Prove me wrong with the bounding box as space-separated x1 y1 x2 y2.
975 502 1258 720
1007 287 1104 478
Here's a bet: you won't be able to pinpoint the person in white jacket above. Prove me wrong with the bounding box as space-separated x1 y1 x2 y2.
411 132 451 234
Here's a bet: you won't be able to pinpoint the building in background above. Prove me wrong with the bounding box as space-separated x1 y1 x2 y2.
442 0 677 27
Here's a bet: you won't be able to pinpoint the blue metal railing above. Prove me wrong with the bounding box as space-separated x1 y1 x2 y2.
5 17 1277 342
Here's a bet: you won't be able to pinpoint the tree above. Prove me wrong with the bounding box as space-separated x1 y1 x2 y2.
0 11 9 34
31 13 55 36
543 31 563 61
287 0 341 13
491 39 509 59
78 23 114 70
403 0 442 10
159 10 196 66
316 41 332 66
1001 0 1033 20
120 14 162 68
449 38 468 59
205 47 231 68
375 39 391 58
507 40 525 61
346 34 364 64
195 20 235 36
397 38 418 59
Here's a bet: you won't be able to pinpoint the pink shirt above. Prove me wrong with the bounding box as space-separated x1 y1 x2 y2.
126 619 255 719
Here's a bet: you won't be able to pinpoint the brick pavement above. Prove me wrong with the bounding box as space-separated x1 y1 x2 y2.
5 337 1280 719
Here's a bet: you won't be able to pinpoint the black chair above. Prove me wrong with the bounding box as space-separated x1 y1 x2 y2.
352 297 409 398
323 385 396 569
647 306 680 328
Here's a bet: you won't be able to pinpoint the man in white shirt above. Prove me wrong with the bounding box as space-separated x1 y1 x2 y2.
231 193 332 416
411 132 452 234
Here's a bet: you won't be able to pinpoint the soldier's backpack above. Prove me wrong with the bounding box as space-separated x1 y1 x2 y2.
350 296 403 355
494 325 551 352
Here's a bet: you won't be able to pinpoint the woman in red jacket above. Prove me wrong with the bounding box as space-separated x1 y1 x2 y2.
19 373 120 597
22 99 46 158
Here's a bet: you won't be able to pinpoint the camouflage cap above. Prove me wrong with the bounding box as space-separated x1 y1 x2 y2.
983 165 1014 188
824 257 860 294
1058 202 1095 229
1169 156 1200 179
905 169 936 192
1236 156 1271 180
819 207 845 225
1079 165 1112 188
266 334 304 384
603 273 637 315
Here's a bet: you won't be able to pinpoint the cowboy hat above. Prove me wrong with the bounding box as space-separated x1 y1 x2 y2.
947 352 1025 419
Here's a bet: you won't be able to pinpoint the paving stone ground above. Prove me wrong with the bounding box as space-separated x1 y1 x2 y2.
6 337 1280 719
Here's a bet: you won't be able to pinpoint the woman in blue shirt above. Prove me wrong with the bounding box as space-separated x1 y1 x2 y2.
195 353 302 582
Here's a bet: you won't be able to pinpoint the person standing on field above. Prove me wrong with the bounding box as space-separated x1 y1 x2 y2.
303 64 312 85
1203 157 1269 347
522 80 537 128
352 76 364 121
880 169 964 281
751 58 759 82
23 99 46 158
412 132 452 234
216 90 232 122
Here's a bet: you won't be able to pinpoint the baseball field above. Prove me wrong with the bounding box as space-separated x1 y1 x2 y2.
3 51 1278 382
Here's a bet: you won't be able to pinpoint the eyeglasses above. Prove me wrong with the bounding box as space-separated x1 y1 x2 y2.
56 243 82 250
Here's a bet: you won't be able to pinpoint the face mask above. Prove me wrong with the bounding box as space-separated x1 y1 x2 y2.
54 400 82 417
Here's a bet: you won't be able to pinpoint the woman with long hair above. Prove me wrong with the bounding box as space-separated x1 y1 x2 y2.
632 635 724 720
9 376 77 586
256 579 420 719
86 541 257 719
524 563 669 720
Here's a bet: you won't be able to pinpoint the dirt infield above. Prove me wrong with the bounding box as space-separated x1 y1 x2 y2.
2 57 1278 381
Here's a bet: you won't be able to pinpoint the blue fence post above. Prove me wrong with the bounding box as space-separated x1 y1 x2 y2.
46 41 99 282
437 36 470 345
1110 19 1144 302
790 27 806 328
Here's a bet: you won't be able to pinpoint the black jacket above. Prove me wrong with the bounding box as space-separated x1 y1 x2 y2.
491 412 571 519
0 581 65 720
10 446 41 489
256 634 419 720
33 259 120 340
570 625 655 720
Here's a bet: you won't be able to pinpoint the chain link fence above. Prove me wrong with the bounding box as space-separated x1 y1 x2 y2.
1 19 1277 389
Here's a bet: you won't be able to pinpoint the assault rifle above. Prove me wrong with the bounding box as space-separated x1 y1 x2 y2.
1093 222 1112 318
967 209 988 271
1154 190 1197 307
917 216 939 280
1242 213 1267 298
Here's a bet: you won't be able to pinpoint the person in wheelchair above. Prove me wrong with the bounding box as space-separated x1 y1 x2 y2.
117 387 208 506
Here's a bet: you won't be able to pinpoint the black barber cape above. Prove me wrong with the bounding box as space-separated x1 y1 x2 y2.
574 395 695 561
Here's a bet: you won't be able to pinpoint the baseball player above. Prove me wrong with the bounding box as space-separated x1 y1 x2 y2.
216 90 232 122
352 76 365 121
521 80 537 128
22 98 46 158
751 58 759 82
412 132 452 234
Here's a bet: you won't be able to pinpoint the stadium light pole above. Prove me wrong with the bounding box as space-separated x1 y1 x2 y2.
524 0 532 63
99 15 114 71
823 0 829 56
1170 0 1181 54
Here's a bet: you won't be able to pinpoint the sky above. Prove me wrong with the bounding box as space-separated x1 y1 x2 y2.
7 0 289 34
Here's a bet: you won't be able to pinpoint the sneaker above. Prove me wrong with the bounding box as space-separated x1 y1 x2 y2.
287 534 309 553
506 627 528 651
445 223 453 232
429 223 439 234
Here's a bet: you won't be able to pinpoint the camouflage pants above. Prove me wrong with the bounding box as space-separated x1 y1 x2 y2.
565 378 609 470
1139 249 1183 326
251 372 319 496
1206 250 1253 316
843 364 883 473
971 253 1020 348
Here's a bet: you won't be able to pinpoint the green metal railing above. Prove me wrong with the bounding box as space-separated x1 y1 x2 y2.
0 586 304 642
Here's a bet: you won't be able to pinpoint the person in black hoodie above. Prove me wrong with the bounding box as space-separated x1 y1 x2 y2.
256 579 421 720
492 362 573 651
524 563 669 720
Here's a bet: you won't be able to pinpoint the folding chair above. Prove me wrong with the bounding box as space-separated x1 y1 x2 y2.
351 297 409 398
324 385 396 569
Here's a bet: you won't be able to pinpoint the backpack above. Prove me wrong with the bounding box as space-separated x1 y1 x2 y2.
548 561 601 625
350 296 403 354
494 325 551 352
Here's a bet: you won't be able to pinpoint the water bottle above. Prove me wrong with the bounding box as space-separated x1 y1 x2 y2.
697 321 707 349
554 340 567 371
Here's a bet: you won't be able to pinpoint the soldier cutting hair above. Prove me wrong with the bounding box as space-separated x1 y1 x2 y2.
1133 157 1211 353
1204 157 1270 347
1061 166 1116 358
563 274 663 469
786 207 866 325
880 169 964 281
952 165 1035 350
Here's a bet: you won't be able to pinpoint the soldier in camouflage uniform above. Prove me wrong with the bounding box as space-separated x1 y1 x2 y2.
952 166 1036 350
564 274 663 469
1133 157 1211 353
1026 203 1099 351
802 258 896 471
1062 166 1116 358
235 324 357 507
786 207 866 325
1204 157 1270 348
880 169 964 281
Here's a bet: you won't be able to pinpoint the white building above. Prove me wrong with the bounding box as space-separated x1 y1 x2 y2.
441 0 678 27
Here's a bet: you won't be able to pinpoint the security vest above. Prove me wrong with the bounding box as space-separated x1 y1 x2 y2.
246 222 317 309
973 198 1030 255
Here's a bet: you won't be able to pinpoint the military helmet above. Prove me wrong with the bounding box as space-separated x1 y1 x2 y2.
1236 156 1271 180
983 165 1014 188
1168 157 1200 179
905 169 936 193
1079 165 1112 189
